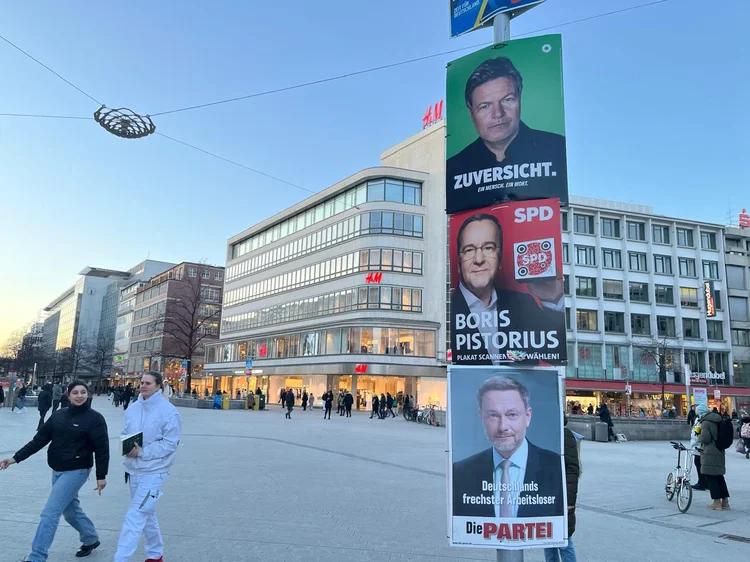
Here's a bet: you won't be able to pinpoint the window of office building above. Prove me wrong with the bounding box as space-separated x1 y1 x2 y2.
676 228 694 247
224 248 424 307
652 225 670 244
201 269 210 279
680 287 698 307
655 285 674 305
629 282 649 303
600 218 620 238
561 212 568 231
700 231 717 250
576 309 597 331
230 178 423 259
631 313 650 336
604 311 625 333
577 344 603 379
685 350 705 373
565 307 571 329
706 320 723 341
683 318 700 339
575 245 596 266
214 271 223 281
562 243 569 264
576 276 597 298
188 267 197 277
563 275 570 295
714 290 722 309
657 316 676 337
629 252 647 272
678 258 696 277
602 248 622 269
726 265 746 289
574 214 594 235
708 351 729 375
627 221 646 241
731 329 750 346
730 296 748 322
654 255 673 275
702 261 720 280
603 279 623 300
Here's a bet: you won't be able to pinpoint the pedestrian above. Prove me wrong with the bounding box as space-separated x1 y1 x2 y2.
285 388 295 419
0 383 4 409
338 391 345 416
587 404 594 416
51 382 62 412
599 403 618 442
235 389 241 400
695 403 730 510
247 392 255 411
37 383 53 432
740 411 750 460
544 416 580 562
370 394 380 419
379 393 387 419
309 392 315 410
344 391 354 418
302 390 308 411
0 380 109 560
324 390 333 419
60 389 70 409
386 392 396 418
114 372 182 562
690 408 709 491
122 384 134 411
213 390 223 410
279 388 285 405
14 384 28 412
687 404 697 426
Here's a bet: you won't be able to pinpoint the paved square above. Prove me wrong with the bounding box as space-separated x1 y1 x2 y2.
1 398 749 561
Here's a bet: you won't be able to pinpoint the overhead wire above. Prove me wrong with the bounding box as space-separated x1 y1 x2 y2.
0 112 91 120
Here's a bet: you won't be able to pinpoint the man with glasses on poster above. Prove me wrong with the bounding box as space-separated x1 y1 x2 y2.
451 213 565 365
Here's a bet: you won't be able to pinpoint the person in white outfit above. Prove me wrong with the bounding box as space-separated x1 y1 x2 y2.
114 372 182 562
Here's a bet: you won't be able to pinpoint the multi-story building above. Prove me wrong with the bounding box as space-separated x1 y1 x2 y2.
128 262 224 383
724 225 750 411
561 197 750 416
201 123 447 405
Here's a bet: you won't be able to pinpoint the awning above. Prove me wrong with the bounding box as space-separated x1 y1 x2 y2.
565 379 750 397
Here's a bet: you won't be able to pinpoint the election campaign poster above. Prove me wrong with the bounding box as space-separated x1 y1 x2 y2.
448 365 566 549
449 198 566 366
450 0 546 38
446 35 568 214
692 387 707 408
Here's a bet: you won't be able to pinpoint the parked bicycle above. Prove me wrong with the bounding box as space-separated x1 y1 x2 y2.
665 441 693 513
417 404 440 427
403 404 418 422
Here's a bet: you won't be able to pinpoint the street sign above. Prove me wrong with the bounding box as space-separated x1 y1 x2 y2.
181 360 188 368
713 389 721 400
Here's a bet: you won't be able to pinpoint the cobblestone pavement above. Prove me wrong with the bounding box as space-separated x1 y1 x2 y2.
1 398 749 561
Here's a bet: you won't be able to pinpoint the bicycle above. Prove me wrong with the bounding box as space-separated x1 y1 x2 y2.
403 405 418 422
665 441 693 513
417 404 440 427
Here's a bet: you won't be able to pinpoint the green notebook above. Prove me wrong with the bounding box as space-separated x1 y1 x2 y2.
121 432 143 456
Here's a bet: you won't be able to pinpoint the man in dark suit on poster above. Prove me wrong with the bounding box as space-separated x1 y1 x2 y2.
450 213 565 365
452 376 564 518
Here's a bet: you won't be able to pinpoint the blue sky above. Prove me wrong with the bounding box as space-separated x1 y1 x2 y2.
1 0 748 344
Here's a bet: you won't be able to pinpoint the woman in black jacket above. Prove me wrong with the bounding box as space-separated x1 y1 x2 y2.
37 383 53 431
0 380 109 560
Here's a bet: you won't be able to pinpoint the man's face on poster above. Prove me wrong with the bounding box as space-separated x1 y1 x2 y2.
459 219 501 296
468 76 521 145
480 389 531 457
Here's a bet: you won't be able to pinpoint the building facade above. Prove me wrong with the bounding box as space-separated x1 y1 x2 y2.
128 262 224 384
202 124 448 406
561 197 749 415
724 225 750 411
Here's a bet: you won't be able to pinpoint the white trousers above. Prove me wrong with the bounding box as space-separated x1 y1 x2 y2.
114 472 168 562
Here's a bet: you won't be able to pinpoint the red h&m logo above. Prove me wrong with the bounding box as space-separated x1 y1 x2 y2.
740 209 750 228
355 364 368 373
422 100 444 129
258 344 268 358
365 272 383 284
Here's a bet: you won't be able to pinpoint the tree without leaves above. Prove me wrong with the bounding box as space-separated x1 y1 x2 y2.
80 332 115 393
630 332 683 413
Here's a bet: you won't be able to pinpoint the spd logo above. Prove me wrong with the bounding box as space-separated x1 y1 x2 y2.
513 237 556 280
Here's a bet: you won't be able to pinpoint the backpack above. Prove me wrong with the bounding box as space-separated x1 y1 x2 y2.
715 416 734 451
741 422 750 439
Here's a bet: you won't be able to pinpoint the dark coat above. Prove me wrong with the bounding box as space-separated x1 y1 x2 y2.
452 441 564 518
563 428 580 536
37 389 53 412
698 412 725 475
285 393 295 408
60 393 70 408
324 392 333 408
599 406 613 426
14 401 109 479
344 393 354 407
386 395 394 408
302 393 308 405
372 397 380 411
450 284 566 365
687 409 697 426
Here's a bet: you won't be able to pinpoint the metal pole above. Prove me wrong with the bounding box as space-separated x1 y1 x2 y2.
495 15 519 561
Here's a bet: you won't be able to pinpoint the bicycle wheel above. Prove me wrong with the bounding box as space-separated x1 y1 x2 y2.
677 481 693 513
665 472 675 501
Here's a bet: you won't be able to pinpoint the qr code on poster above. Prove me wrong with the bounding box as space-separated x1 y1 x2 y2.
514 238 556 280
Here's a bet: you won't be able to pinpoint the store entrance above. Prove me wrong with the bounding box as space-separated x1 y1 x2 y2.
356 376 405 410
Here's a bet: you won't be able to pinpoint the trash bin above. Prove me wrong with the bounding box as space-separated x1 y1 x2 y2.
258 394 266 410
594 422 609 442
222 395 230 410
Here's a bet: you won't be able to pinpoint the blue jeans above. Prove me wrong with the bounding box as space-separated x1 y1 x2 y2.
544 537 577 562
29 469 98 562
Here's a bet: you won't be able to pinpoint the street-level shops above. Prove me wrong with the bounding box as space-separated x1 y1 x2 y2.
565 379 750 418
195 361 447 409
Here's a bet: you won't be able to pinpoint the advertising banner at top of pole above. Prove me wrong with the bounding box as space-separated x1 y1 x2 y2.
447 365 567 549
446 35 568 214
450 0 546 38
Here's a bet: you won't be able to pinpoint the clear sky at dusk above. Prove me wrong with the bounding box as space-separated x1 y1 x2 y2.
1 0 748 345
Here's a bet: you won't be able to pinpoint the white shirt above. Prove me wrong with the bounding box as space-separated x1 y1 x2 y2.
459 282 501 365
493 439 529 518
540 296 565 313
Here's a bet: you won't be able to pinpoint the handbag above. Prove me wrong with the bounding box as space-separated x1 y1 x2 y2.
736 439 747 454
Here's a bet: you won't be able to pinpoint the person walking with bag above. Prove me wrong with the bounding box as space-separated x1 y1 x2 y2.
114 372 182 562
696 403 731 510
0 380 109 561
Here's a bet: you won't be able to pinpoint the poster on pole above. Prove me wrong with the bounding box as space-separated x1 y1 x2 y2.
692 387 707 408
449 198 566 366
447 365 566 549
450 0 546 38
446 35 567 214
